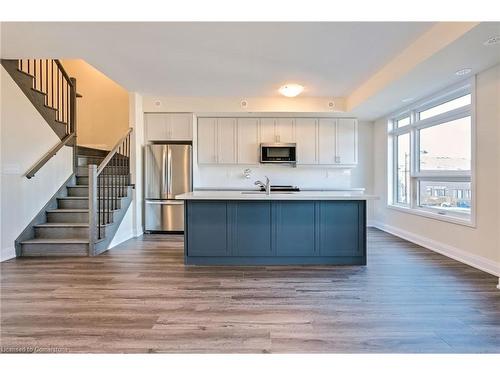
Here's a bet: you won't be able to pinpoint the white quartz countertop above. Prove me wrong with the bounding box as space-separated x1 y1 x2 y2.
176 190 378 201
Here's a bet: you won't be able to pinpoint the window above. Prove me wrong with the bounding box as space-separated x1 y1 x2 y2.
396 133 410 204
388 82 474 225
418 116 471 172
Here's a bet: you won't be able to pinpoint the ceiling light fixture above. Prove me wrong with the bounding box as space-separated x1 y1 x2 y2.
279 84 304 97
455 68 472 76
402 97 414 103
483 36 500 46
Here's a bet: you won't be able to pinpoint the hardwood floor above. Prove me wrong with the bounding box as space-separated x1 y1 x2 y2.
1 228 499 353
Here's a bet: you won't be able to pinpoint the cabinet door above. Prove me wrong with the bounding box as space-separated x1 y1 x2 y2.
276 118 295 143
217 118 237 164
197 118 218 164
145 113 168 141
275 201 316 256
336 118 358 165
237 118 259 164
187 201 228 256
259 118 276 143
295 118 317 164
318 118 337 164
168 113 192 141
318 201 362 256
232 201 272 256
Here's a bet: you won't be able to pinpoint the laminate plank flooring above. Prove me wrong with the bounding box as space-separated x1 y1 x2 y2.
1 228 499 353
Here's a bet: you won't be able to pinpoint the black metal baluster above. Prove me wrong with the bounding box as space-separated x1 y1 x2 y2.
44 60 48 103
98 174 101 239
57 69 60 121
51 61 54 108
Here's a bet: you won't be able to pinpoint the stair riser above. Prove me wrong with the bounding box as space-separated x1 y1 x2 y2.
77 156 104 167
77 176 130 185
47 211 115 224
76 166 129 176
35 226 89 239
68 187 128 197
58 199 121 210
47 211 88 223
21 243 89 256
34 226 108 239
58 199 89 209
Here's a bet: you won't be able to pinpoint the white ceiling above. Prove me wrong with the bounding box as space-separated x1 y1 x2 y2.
350 22 500 119
0 22 433 97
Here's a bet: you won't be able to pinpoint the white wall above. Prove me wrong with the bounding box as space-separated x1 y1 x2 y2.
1 66 73 261
372 64 500 277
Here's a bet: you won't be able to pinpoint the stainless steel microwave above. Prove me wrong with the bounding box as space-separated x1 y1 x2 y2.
260 143 297 164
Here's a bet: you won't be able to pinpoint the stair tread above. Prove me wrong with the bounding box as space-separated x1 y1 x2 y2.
21 238 89 244
46 208 119 213
34 222 110 228
58 196 123 200
46 208 88 213
35 222 89 227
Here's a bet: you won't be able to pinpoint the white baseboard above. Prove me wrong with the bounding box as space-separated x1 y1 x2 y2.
372 220 500 278
1 247 16 262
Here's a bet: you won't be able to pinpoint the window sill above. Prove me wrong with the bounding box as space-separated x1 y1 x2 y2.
387 204 476 228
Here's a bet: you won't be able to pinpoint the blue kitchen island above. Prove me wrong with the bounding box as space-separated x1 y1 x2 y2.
176 191 376 266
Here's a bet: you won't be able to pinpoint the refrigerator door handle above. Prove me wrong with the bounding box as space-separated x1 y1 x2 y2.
167 147 173 197
162 146 168 197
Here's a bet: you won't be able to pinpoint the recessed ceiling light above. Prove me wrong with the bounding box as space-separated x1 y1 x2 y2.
455 68 472 76
402 97 414 103
279 84 304 97
483 36 500 46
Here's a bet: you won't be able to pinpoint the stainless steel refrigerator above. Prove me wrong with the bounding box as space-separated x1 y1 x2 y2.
144 144 192 232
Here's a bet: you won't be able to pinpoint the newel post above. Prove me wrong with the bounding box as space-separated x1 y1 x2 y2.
70 77 78 172
88 164 98 256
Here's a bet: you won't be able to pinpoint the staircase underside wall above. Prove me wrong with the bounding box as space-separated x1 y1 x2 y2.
1 66 73 261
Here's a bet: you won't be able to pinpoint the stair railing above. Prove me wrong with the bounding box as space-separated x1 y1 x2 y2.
88 128 133 255
19 59 78 179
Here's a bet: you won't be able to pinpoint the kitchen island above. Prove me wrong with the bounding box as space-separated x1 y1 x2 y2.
176 191 377 266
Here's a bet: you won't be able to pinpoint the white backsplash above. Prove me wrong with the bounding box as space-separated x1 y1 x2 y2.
195 165 353 190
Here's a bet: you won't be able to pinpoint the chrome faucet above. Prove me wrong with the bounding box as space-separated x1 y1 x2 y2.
254 176 271 195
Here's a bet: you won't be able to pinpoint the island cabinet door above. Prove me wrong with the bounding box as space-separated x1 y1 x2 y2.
274 201 316 256
230 201 273 256
186 201 228 256
318 201 364 256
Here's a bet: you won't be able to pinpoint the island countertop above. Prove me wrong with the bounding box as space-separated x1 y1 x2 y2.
176 190 378 201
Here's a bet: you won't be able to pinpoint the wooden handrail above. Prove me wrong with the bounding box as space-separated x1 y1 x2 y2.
97 128 133 176
54 60 75 88
25 133 75 179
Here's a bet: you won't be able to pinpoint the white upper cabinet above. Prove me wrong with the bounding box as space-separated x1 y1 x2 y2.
336 118 358 165
318 118 358 165
145 113 168 140
259 118 276 143
318 118 337 165
197 116 357 166
167 113 192 140
259 118 295 143
275 118 295 143
295 118 317 164
197 118 218 164
217 118 237 164
145 113 193 141
237 118 260 164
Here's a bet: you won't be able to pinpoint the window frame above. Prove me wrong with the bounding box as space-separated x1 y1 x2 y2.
387 79 476 227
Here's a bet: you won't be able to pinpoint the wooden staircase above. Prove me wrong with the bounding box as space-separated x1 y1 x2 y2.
20 148 133 256
2 58 134 257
